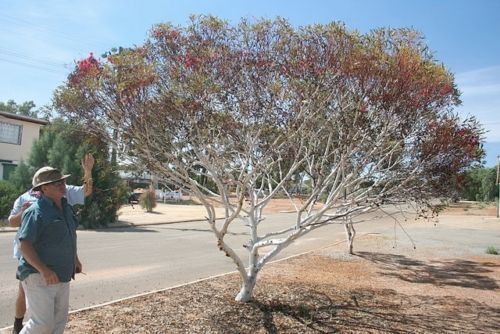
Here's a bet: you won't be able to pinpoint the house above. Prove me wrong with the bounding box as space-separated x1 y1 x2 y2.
0 111 49 180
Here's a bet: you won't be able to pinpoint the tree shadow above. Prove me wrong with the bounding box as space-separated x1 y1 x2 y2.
246 287 500 333
66 271 500 333
356 252 499 290
160 226 248 236
142 211 164 215
90 225 159 233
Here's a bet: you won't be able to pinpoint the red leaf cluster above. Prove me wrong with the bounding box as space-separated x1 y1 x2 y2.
69 52 101 86
422 120 482 172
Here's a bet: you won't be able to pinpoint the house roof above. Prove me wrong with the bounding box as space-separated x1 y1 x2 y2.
0 111 49 125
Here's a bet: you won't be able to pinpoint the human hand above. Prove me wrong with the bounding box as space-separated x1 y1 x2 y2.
21 201 33 212
81 153 95 174
75 258 83 274
41 268 60 285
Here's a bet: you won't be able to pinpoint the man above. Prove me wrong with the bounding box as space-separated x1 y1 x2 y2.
8 154 93 334
17 166 85 333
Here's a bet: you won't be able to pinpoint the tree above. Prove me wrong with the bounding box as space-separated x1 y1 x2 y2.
0 100 40 118
54 16 483 301
8 119 127 228
7 161 33 192
460 167 497 202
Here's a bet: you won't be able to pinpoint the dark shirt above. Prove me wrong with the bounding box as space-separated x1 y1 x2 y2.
17 196 78 282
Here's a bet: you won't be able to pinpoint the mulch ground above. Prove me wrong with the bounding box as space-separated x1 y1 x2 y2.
66 241 500 334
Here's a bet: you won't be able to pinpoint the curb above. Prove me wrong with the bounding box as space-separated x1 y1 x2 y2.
0 217 219 234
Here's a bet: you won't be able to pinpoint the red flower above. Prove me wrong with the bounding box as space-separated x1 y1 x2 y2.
69 52 101 86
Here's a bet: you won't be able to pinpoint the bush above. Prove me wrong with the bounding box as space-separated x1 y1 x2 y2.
486 246 499 255
139 188 157 212
0 180 20 219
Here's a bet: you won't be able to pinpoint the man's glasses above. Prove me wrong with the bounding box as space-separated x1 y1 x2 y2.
49 179 66 187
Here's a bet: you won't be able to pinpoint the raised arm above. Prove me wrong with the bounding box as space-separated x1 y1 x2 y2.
81 153 95 197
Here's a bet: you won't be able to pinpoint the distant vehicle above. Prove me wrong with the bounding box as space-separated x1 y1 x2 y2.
157 189 182 202
128 188 146 204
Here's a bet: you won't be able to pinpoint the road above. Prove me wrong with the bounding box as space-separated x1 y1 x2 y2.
0 212 361 328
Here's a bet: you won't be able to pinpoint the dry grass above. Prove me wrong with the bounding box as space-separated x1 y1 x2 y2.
441 201 497 216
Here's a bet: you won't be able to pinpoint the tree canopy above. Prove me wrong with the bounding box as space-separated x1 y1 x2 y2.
54 16 484 301
0 100 40 118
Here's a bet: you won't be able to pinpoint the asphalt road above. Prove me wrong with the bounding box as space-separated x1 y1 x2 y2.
0 212 357 328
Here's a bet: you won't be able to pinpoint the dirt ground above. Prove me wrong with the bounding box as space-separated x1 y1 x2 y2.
441 201 498 217
64 201 500 334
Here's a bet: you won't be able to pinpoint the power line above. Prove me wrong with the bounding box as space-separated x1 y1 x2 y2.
0 13 114 51
0 47 70 69
0 56 66 75
0 12 125 75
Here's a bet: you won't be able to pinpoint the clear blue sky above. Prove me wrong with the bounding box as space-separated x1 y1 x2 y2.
1 0 499 166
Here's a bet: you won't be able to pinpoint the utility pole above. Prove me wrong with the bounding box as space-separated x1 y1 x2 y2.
497 155 500 218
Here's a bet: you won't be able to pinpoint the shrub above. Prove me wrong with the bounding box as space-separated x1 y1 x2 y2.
0 180 20 219
139 188 157 212
486 246 499 255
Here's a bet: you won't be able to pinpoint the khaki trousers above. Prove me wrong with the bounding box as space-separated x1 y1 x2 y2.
20 273 70 334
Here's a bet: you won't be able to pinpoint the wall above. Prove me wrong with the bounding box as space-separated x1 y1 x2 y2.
0 113 45 179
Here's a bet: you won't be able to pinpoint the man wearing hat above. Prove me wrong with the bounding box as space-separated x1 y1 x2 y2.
10 156 93 334
16 166 83 333
8 154 93 334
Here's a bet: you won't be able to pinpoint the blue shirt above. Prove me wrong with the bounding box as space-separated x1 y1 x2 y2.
17 196 79 282
10 186 85 259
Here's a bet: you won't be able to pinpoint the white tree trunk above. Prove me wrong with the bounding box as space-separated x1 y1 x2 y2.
235 267 258 302
344 222 356 255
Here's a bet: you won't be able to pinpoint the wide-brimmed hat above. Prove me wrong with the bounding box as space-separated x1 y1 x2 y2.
32 167 70 191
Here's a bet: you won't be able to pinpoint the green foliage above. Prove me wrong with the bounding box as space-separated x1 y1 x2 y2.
485 246 499 255
7 161 33 192
0 100 40 118
460 167 497 202
8 119 127 228
78 158 128 228
139 189 157 212
0 180 20 219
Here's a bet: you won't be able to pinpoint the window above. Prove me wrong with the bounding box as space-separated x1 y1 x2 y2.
0 121 23 145
2 163 17 180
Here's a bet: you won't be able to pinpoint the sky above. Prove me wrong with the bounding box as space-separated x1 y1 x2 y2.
0 0 499 166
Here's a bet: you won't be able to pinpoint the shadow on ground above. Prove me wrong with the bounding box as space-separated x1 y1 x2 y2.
241 287 500 334
91 225 159 233
68 273 500 333
160 226 248 236
356 251 499 290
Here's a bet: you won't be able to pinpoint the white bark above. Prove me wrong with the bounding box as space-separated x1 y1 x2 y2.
344 221 356 255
